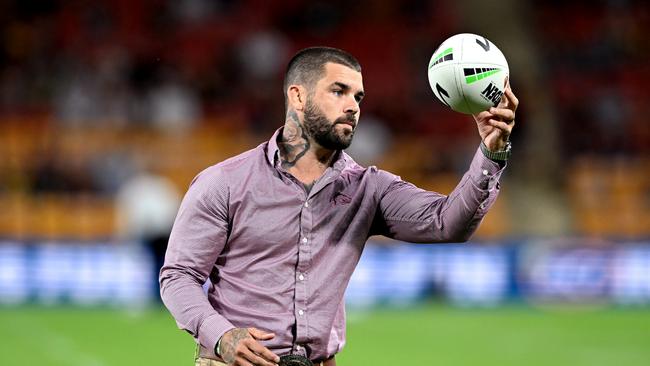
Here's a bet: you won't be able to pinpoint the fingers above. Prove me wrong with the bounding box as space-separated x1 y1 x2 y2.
503 86 519 111
476 78 517 142
473 110 492 122
235 338 279 366
248 327 276 341
247 339 280 364
246 328 279 364
498 78 519 112
488 107 515 123
488 118 514 135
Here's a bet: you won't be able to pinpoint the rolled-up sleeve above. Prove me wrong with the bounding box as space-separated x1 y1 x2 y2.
159 166 235 352
375 147 505 243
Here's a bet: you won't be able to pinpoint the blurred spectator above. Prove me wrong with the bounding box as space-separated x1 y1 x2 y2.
115 169 180 241
167 0 218 24
345 115 391 166
31 142 97 194
54 51 132 128
238 31 289 82
116 169 181 302
148 69 201 133
590 87 631 154
89 150 137 195
237 30 289 132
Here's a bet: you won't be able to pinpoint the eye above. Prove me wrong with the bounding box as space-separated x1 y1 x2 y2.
332 89 343 96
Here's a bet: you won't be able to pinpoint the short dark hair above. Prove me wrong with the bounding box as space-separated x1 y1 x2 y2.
284 47 361 107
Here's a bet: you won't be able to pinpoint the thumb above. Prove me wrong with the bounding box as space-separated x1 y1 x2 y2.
248 327 275 340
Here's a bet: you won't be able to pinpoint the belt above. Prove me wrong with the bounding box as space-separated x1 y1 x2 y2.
196 344 335 366
195 356 335 366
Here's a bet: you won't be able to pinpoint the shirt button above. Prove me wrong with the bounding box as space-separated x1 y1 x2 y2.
298 309 304 316
482 169 489 176
302 237 308 244
298 274 304 281
304 202 309 208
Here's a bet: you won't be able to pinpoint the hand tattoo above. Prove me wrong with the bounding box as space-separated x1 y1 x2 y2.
220 328 251 364
279 110 310 168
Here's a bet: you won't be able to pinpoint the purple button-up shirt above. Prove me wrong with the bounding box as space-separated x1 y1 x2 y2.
160 129 504 361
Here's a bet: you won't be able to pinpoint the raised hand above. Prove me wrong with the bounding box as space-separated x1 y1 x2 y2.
473 78 519 151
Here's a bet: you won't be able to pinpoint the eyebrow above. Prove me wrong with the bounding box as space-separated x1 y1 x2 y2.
332 82 365 99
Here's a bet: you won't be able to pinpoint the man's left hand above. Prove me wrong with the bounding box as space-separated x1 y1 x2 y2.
473 78 519 151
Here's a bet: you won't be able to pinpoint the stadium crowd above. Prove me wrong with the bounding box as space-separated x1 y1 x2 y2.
0 0 648 239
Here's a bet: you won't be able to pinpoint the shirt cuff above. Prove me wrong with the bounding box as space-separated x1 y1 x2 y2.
468 147 506 191
198 313 236 358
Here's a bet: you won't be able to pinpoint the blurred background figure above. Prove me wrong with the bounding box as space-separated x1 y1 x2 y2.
115 164 181 303
0 0 648 365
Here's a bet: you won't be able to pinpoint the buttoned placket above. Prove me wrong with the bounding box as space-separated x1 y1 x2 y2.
298 174 340 354
277 169 311 353
295 177 315 350
275 155 343 355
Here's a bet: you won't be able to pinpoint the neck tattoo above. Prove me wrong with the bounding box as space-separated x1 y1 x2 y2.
303 181 315 194
278 110 310 169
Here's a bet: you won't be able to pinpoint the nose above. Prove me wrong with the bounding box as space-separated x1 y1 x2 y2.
343 96 359 115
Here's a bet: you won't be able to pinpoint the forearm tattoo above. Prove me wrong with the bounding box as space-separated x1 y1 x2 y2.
220 328 251 363
279 110 310 168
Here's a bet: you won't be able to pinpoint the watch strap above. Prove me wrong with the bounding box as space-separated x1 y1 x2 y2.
480 140 511 161
215 337 223 357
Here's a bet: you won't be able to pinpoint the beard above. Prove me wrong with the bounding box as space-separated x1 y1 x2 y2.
303 98 357 150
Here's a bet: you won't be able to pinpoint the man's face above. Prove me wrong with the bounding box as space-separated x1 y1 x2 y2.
303 63 364 150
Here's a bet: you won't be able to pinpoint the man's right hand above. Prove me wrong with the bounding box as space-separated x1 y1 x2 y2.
219 327 280 366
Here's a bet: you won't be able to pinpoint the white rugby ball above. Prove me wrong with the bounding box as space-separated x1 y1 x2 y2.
427 33 509 114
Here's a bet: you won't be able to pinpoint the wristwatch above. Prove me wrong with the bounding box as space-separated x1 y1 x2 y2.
215 337 223 357
480 140 512 161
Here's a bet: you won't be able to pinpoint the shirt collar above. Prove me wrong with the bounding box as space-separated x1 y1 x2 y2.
266 127 349 171
266 128 282 166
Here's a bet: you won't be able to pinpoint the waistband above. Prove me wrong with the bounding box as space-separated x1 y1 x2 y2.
196 343 335 366
195 357 334 366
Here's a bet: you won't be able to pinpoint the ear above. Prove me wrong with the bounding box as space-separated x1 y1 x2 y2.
287 85 307 111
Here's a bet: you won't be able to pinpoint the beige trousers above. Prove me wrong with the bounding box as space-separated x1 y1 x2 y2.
195 358 227 366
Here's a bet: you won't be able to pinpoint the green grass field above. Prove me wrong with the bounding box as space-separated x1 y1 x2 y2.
1 304 649 366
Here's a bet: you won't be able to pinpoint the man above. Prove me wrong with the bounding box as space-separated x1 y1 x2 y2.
160 47 518 366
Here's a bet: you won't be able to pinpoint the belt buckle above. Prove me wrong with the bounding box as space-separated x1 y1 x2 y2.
279 355 313 366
